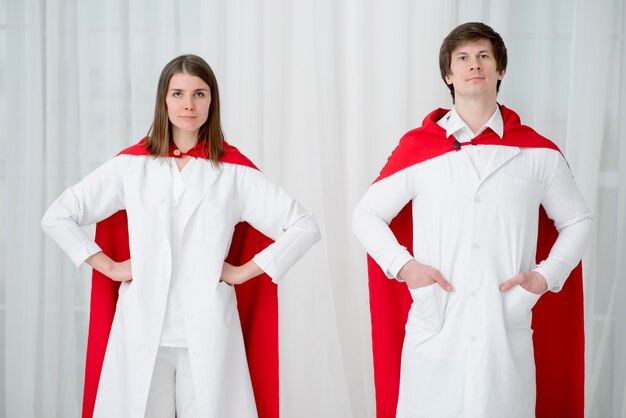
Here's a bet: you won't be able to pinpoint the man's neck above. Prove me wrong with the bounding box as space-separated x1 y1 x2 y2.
453 97 498 135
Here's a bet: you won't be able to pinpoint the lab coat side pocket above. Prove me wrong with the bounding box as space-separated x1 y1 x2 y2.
502 285 541 355
118 259 144 310
502 285 541 330
216 281 237 327
405 283 444 347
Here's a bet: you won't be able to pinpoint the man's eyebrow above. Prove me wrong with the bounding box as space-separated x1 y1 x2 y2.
455 50 490 55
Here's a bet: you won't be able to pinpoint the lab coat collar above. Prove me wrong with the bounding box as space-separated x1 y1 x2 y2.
440 105 504 140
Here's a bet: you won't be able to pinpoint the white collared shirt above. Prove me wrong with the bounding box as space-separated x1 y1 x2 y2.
437 106 503 179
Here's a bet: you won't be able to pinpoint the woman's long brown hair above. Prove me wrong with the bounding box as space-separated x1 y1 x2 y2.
145 54 225 164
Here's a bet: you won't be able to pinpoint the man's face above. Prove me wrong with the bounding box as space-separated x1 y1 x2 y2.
445 38 505 102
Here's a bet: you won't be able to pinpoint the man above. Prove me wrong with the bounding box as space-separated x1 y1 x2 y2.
353 22 592 418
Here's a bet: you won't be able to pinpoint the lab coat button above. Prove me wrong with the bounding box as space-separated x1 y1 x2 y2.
472 243 480 250
470 336 477 343
470 291 477 297
186 314 194 321
474 197 481 203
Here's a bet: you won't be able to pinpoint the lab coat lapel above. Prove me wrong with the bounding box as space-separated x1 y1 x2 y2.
145 159 173 245
449 148 480 183
481 146 520 183
448 147 472 166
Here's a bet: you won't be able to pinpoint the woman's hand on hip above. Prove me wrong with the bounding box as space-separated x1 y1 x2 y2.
220 260 263 285
86 252 132 282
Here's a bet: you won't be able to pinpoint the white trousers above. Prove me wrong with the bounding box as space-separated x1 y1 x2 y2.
145 346 197 418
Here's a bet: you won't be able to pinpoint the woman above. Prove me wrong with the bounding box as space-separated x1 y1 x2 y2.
42 54 320 418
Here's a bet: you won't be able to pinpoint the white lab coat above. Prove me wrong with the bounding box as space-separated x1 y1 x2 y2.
42 153 320 417
353 145 592 418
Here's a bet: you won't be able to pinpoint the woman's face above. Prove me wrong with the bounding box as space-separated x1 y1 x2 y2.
165 72 211 138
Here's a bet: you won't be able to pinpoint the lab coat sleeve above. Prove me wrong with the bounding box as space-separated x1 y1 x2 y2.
352 168 416 279
534 153 592 291
237 166 321 283
41 155 130 268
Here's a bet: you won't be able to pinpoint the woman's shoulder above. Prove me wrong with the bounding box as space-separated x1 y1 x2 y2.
117 137 151 157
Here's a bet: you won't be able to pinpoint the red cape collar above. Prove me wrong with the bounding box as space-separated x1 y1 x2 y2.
375 105 559 183
119 137 259 168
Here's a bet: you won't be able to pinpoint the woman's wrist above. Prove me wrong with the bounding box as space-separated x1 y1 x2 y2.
239 260 263 283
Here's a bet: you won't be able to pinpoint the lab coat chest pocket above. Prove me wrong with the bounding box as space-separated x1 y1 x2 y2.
202 199 235 242
495 175 544 225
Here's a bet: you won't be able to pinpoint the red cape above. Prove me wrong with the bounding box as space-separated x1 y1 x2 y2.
369 106 584 418
82 140 279 418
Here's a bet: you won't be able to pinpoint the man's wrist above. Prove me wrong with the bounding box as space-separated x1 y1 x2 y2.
388 252 415 280
533 266 556 292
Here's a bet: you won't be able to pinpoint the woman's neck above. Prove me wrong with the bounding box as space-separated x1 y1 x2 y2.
172 129 199 153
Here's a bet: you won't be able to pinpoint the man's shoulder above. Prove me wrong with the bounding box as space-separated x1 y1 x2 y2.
374 117 452 182
397 109 449 149
500 105 560 152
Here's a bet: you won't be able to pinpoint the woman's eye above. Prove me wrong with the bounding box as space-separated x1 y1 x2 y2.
172 92 182 98
195 92 205 97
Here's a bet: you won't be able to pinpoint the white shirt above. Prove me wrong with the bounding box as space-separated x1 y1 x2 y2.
160 158 197 347
353 113 592 417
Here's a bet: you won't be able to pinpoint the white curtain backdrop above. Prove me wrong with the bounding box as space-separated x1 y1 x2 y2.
2 0 624 417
